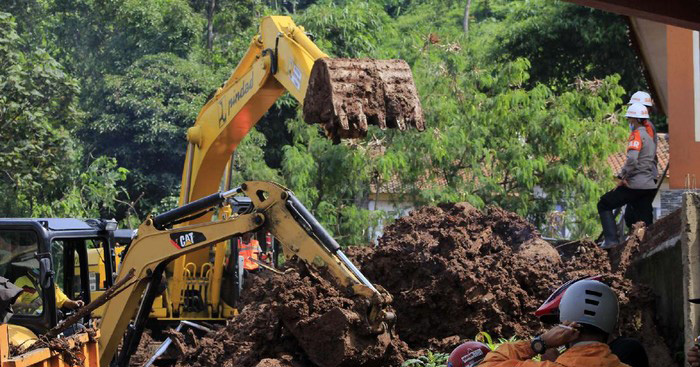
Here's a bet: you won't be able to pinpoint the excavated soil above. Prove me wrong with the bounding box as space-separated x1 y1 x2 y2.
303 58 424 141
166 203 675 367
348 204 676 366
175 261 409 367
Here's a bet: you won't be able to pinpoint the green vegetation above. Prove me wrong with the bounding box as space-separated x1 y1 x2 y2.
0 0 644 241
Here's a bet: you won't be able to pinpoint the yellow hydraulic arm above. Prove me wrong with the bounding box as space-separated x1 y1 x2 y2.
98 181 393 367
169 15 422 319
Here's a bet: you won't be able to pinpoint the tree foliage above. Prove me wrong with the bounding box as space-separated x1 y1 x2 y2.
1 0 648 242
0 12 128 218
83 53 219 215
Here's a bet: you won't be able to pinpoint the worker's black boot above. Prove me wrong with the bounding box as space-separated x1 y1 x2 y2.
599 210 620 249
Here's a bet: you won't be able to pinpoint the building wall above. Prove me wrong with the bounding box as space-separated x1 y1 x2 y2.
668 26 700 189
366 197 414 243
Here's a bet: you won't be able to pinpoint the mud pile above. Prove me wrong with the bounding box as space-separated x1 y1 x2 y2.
175 261 408 367
348 203 675 366
169 202 674 367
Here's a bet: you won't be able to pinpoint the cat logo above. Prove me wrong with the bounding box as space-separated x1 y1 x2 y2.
169 231 207 249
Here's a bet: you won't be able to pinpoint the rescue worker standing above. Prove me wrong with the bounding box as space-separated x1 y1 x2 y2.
481 280 629 367
239 232 261 272
624 91 658 230
597 103 657 249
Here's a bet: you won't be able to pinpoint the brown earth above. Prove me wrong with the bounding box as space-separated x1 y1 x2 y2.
303 58 424 142
167 203 675 367
175 261 409 367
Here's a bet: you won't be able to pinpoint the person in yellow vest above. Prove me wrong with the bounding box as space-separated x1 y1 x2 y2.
12 259 83 315
239 233 261 272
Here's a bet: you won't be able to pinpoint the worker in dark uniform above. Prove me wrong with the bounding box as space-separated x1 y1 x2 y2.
598 103 657 249
624 91 659 230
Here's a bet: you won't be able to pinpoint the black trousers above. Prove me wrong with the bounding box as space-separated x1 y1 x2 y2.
623 190 656 229
598 186 656 227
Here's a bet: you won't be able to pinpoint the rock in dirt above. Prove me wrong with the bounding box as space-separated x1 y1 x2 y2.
303 58 424 141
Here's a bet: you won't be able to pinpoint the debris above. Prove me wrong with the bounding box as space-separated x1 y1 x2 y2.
163 203 676 366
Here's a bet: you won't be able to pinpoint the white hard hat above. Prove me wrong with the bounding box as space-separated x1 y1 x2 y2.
628 91 653 107
625 103 649 119
559 280 619 334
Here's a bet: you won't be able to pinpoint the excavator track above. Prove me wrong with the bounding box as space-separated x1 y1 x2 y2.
303 58 425 141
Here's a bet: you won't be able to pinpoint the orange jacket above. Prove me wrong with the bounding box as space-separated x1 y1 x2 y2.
239 239 261 270
480 341 630 367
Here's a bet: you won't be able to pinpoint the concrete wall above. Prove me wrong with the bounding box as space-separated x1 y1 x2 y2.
632 192 700 361
682 193 700 356
633 236 684 355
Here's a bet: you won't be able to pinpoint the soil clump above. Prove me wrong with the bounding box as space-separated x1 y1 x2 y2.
303 58 424 141
175 261 407 367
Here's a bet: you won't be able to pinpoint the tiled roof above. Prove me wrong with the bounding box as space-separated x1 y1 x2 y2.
372 133 670 195
607 133 669 179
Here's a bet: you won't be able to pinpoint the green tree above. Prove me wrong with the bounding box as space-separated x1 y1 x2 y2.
0 12 129 218
487 0 646 94
31 157 130 218
281 117 385 245
376 48 627 237
83 53 220 215
0 12 81 215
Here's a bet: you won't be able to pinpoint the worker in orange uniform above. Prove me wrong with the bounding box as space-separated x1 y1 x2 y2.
481 279 629 367
239 232 261 272
624 91 659 230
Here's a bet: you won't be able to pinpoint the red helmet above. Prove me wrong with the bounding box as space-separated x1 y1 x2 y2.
535 275 603 324
447 341 490 367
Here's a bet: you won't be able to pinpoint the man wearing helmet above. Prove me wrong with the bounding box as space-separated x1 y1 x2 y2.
481 279 629 366
535 276 648 367
597 103 657 249
623 92 659 232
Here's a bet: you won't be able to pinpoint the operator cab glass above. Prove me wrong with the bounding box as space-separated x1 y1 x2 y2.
0 230 43 317
0 219 116 335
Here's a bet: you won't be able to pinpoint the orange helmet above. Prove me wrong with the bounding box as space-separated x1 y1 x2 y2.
447 341 490 367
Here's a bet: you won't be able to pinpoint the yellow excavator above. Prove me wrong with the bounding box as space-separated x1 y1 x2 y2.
149 14 423 323
0 14 422 367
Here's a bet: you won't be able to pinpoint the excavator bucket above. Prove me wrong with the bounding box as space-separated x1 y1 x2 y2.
303 58 425 141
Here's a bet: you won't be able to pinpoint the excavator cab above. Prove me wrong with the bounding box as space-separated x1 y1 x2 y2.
0 218 122 337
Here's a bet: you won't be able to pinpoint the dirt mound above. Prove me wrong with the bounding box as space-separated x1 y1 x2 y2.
346 204 560 349
348 204 675 365
175 261 407 367
166 203 674 367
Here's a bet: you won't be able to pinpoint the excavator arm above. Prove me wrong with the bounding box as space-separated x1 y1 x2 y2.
98 181 393 367
172 15 422 317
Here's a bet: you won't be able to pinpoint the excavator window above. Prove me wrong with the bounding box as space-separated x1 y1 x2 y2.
50 239 91 311
0 230 43 317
